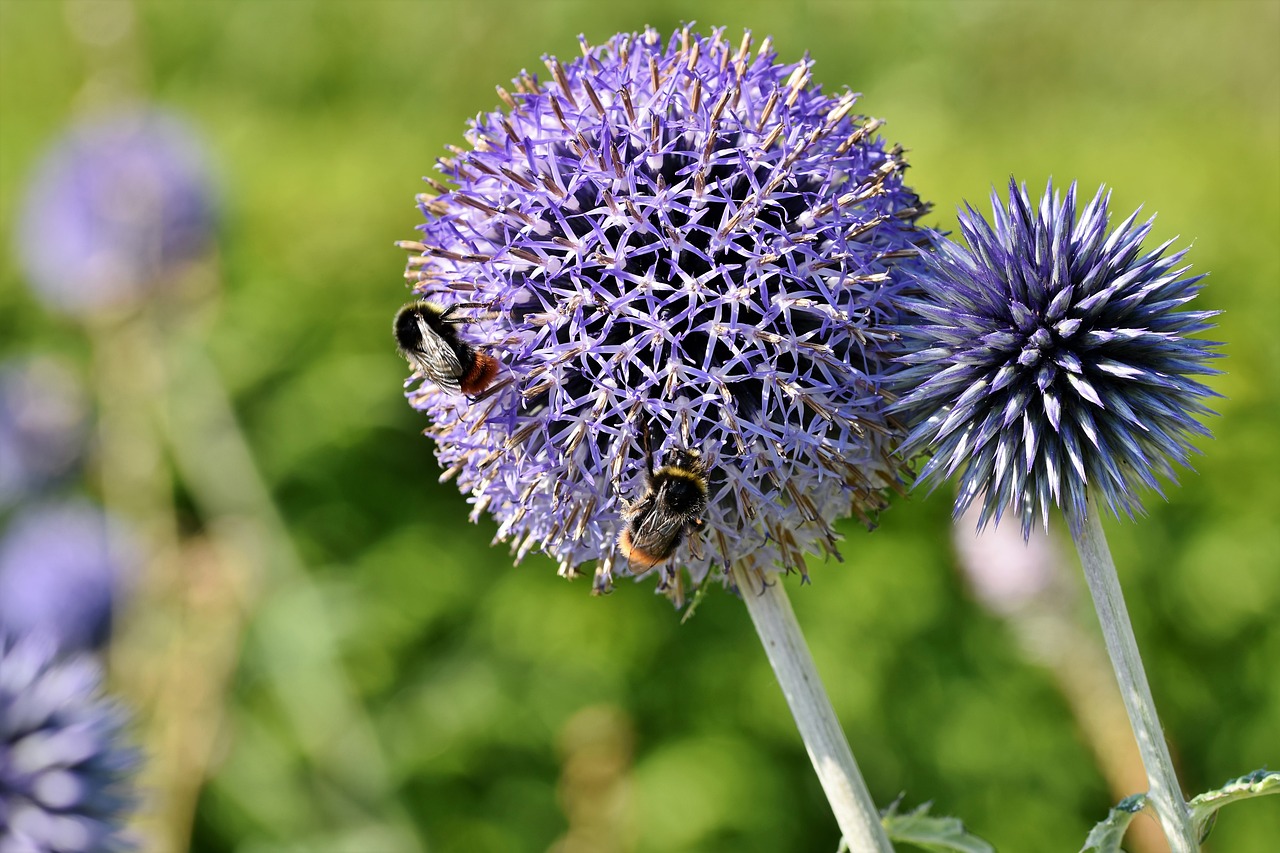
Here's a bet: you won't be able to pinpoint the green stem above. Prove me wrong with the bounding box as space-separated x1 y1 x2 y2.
162 343 424 852
1070 497 1197 852
730 563 894 852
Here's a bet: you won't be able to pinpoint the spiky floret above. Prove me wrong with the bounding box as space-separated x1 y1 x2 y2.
893 178 1221 538
398 27 935 597
0 633 138 851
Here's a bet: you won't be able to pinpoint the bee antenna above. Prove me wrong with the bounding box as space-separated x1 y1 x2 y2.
638 412 655 474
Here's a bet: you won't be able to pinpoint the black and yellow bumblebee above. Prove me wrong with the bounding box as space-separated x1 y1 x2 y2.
618 419 709 570
393 300 500 395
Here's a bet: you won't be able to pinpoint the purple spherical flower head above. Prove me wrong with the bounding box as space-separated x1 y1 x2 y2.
0 634 137 852
398 28 934 597
0 502 136 653
893 179 1221 538
0 358 88 509
15 109 216 317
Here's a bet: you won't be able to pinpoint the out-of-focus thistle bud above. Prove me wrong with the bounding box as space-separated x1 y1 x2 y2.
14 109 217 317
0 358 88 509
0 502 136 654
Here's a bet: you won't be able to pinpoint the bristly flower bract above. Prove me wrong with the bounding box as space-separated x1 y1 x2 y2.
398 27 935 599
0 633 138 852
893 179 1221 538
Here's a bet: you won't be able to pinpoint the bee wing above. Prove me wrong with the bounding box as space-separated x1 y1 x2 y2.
620 492 652 521
632 502 683 550
408 318 465 392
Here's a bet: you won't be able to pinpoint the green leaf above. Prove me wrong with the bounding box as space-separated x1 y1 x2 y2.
1079 793 1148 853
878 801 995 853
1189 769 1280 843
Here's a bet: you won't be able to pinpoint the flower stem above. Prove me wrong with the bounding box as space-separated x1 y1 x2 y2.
1070 497 1197 852
730 563 893 852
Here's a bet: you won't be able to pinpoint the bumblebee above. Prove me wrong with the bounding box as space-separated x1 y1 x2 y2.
618 421 709 570
393 300 499 395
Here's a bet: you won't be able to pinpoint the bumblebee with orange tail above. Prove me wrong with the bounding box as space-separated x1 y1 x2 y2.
393 300 500 395
618 419 709 571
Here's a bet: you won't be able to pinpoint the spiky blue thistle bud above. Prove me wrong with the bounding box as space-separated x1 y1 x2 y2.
0 634 138 852
893 179 1221 538
397 27 935 598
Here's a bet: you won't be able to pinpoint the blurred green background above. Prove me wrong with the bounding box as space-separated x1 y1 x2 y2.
2 1 1277 851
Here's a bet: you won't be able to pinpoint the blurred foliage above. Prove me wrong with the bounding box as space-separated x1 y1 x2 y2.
2 1 1277 851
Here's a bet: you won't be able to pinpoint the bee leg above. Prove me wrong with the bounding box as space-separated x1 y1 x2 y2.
468 377 512 404
687 527 705 561
655 562 677 596
439 301 494 323
638 414 655 475
661 564 686 608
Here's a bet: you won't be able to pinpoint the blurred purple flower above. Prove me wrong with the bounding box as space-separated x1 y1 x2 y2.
0 633 137 852
952 501 1059 617
0 358 88 508
0 502 136 653
893 179 1220 537
14 109 216 316
398 28 935 596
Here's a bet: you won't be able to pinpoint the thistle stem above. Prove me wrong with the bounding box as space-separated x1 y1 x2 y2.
730 563 893 852
1071 497 1197 852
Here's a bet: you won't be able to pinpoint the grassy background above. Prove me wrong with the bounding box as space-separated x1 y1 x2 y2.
2 1 1277 850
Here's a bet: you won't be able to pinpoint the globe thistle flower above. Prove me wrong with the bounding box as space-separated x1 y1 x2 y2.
15 109 216 317
0 357 88 509
397 27 934 597
893 179 1220 537
0 633 137 852
0 502 136 654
